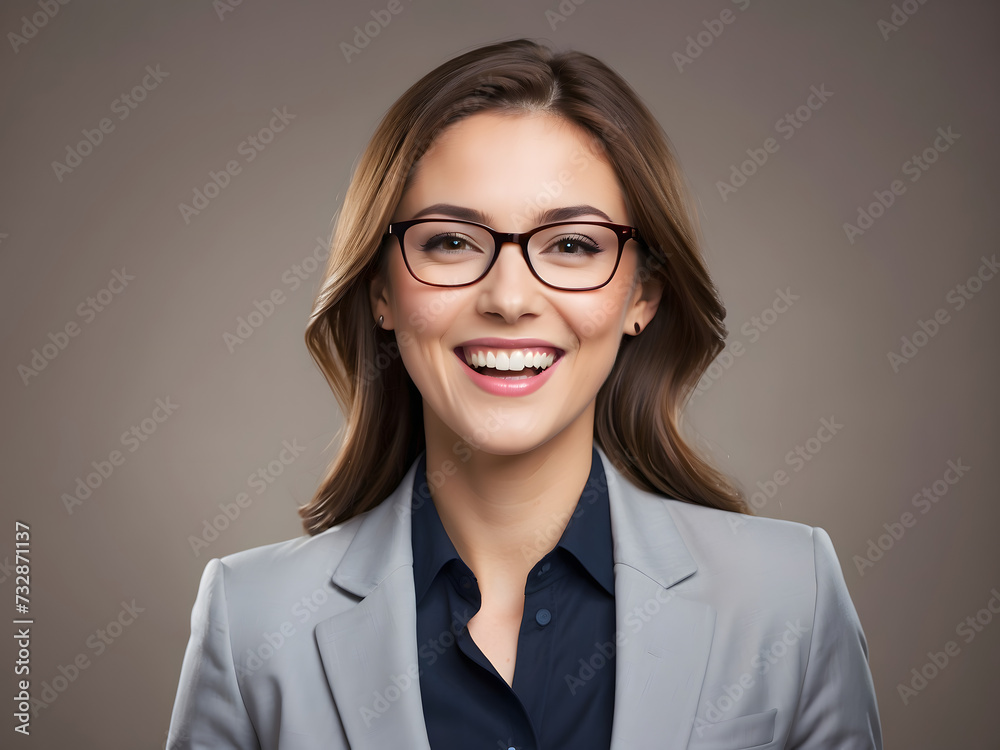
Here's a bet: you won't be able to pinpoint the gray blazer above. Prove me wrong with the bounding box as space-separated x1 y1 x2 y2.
167 446 882 749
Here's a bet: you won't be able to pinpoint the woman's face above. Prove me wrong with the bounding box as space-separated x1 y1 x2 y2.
370 111 660 456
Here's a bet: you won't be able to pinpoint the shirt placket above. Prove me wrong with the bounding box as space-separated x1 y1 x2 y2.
446 562 542 750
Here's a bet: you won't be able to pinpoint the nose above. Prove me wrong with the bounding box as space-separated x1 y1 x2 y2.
488 240 534 281
474 240 542 322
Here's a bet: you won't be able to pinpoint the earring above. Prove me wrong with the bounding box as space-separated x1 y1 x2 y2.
373 314 384 332
634 322 641 334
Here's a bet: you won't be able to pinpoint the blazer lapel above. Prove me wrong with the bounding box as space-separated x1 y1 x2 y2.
314 457 432 750
599 447 717 750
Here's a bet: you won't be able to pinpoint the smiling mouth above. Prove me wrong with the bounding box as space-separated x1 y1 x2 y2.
455 346 564 379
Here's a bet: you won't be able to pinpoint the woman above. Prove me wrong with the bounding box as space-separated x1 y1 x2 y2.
167 39 882 749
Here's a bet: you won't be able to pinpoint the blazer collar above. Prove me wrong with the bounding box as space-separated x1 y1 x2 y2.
410 445 617 602
329 445 699 595
597 445 699 589
328 455 420 598
317 445 713 750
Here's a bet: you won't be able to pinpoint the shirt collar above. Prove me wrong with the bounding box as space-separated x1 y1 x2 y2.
410 452 464 605
555 445 615 595
410 446 615 603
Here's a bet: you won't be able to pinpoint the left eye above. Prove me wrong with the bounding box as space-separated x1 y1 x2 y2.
549 236 602 254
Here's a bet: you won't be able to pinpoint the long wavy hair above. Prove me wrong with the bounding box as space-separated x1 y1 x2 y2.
299 38 750 534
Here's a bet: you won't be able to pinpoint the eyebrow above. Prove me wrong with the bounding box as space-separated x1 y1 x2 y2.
409 203 615 225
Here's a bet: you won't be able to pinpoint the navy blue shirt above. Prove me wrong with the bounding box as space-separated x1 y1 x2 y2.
411 446 616 750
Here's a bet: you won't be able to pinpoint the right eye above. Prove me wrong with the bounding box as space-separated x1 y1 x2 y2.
419 234 484 254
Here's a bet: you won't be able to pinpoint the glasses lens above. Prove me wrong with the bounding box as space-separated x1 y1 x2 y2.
528 223 620 289
402 221 493 286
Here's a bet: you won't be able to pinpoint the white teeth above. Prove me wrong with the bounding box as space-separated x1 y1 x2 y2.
461 347 558 372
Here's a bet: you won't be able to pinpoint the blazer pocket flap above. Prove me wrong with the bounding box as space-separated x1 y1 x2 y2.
688 708 777 750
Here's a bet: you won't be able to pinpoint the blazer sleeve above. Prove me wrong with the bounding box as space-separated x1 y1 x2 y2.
785 526 883 749
167 558 261 750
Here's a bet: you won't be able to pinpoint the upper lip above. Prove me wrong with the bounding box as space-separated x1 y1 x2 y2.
456 337 564 355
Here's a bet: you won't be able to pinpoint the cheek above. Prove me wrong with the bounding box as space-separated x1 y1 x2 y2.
398 290 460 336
567 282 634 342
386 258 457 336
388 273 468 379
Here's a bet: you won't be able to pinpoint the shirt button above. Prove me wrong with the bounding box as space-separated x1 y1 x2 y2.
535 608 551 626
537 562 551 576
459 576 472 589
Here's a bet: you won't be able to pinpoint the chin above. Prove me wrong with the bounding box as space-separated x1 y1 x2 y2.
434 404 548 454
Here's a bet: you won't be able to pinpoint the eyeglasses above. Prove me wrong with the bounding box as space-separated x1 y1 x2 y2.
384 218 645 291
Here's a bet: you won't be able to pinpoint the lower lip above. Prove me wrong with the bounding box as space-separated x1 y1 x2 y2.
457 352 562 397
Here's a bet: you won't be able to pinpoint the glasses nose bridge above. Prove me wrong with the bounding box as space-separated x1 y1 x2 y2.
493 228 530 251
486 228 533 275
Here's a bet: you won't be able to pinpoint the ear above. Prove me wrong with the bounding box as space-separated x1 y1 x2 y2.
367 262 394 331
624 266 664 337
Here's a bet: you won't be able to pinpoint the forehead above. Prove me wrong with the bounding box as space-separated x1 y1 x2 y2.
395 111 628 227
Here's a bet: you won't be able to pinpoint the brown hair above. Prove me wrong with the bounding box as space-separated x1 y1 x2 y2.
300 38 750 534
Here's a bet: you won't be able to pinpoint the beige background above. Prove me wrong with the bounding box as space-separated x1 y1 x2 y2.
2 0 998 747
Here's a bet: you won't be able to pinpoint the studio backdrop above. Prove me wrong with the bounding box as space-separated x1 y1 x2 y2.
2 0 998 747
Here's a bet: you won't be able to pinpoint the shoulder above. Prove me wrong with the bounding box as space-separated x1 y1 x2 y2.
196 512 370 616
664 498 818 563
655 500 870 682
658 498 846 613
189 452 423 629
222 514 364 572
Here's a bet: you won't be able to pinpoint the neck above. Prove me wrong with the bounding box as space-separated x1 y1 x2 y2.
422 404 596 589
